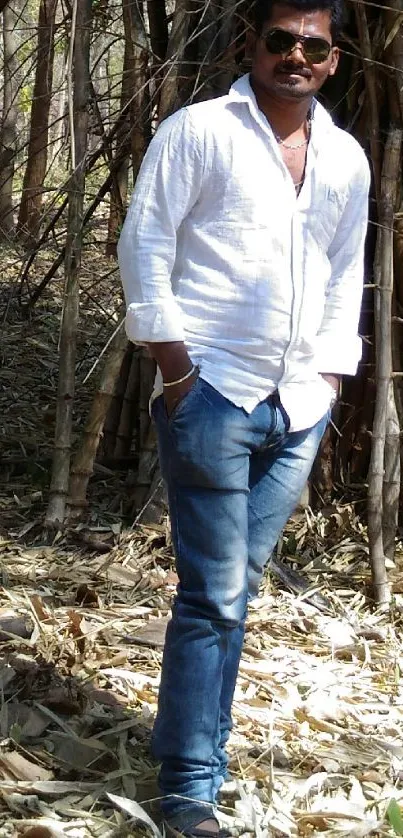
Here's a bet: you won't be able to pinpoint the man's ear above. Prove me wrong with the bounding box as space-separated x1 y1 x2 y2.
328 45 339 76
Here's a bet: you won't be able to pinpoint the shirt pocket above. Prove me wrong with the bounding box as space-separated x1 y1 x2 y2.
210 222 287 278
302 188 346 250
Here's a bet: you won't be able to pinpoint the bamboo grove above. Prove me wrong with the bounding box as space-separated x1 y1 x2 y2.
0 0 402 604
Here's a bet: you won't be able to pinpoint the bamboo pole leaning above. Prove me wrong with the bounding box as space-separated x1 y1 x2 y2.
67 318 129 521
367 126 402 605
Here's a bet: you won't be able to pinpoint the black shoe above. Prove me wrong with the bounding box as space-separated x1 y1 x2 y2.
162 818 231 837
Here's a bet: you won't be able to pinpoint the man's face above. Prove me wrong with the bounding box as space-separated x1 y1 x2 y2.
251 4 339 102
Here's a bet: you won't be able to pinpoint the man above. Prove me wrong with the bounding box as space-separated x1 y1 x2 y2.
118 0 370 834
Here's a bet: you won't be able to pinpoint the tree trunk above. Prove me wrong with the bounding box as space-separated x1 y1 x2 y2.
148 0 168 61
105 0 149 256
367 126 402 605
159 0 192 119
147 0 168 112
125 0 149 178
45 0 92 528
17 0 58 246
0 3 19 239
188 0 235 102
214 0 237 96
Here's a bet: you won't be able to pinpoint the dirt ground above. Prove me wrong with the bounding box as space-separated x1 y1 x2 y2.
1 253 403 837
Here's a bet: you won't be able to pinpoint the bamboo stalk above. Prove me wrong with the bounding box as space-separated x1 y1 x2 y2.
67 320 129 519
383 381 400 559
355 0 382 206
131 423 160 518
367 126 402 605
45 0 92 528
114 349 141 459
383 1 403 123
102 345 137 459
105 16 132 257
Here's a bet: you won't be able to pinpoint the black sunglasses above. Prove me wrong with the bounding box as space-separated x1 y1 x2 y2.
263 28 332 64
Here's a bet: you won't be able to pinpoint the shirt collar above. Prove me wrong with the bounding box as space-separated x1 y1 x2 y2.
228 73 334 149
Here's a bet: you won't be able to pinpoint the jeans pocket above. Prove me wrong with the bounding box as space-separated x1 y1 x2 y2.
167 376 201 425
277 399 290 434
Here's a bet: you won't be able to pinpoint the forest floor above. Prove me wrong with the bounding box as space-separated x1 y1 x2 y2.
1 255 403 837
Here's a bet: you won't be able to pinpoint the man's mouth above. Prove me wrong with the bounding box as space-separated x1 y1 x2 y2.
276 66 311 79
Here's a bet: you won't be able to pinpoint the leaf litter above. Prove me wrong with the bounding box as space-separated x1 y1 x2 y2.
0 518 403 837
1 263 403 835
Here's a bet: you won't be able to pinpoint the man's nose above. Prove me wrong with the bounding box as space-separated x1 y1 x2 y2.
287 41 306 61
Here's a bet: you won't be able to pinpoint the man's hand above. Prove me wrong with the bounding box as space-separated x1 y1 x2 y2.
320 373 341 399
147 341 198 417
163 365 199 417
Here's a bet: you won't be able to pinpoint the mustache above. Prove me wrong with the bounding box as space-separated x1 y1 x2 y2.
275 63 311 77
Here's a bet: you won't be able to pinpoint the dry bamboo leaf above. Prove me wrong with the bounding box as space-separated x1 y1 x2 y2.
0 780 102 795
29 595 51 624
84 686 129 707
46 732 110 770
66 610 87 654
1 702 50 740
0 664 16 690
18 829 61 838
105 566 142 587
75 584 100 608
100 668 159 689
107 793 163 837
1 790 43 815
0 613 33 641
1 425 403 838
384 13 403 50
128 617 169 648
21 707 52 739
118 734 136 800
0 751 53 783
15 819 86 837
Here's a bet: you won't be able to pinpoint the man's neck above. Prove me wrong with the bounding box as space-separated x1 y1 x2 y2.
250 77 313 142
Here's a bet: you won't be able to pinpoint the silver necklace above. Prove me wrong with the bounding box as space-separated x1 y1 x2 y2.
277 135 309 149
274 117 311 150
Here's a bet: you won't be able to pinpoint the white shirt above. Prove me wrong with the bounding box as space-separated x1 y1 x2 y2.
118 74 370 432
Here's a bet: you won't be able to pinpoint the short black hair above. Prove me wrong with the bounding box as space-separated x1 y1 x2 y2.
254 0 344 42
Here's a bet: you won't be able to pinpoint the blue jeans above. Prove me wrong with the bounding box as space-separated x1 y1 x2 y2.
151 377 328 827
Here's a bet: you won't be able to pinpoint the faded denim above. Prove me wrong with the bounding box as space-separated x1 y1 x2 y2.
150 377 328 823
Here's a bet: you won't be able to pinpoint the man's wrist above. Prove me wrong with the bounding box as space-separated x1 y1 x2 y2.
163 364 198 387
147 341 191 383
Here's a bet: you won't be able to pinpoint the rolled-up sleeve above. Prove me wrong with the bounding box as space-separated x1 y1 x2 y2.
316 157 371 374
118 109 204 344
